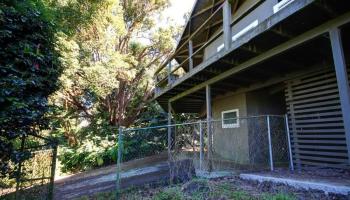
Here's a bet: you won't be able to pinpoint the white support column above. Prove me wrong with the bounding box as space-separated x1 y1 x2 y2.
329 28 350 163
206 85 213 171
223 0 232 51
189 40 194 71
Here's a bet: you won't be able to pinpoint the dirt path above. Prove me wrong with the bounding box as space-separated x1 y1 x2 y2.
54 153 168 200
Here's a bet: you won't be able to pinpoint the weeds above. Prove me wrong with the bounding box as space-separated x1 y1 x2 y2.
75 179 296 200
153 187 184 200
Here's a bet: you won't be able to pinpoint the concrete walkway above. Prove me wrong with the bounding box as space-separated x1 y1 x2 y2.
240 173 350 195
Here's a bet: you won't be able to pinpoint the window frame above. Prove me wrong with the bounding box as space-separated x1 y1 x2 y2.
221 109 240 129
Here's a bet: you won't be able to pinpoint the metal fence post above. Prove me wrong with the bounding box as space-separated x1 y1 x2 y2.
48 143 58 200
199 121 203 171
168 102 172 160
267 116 274 171
15 135 26 199
284 114 294 171
116 127 123 199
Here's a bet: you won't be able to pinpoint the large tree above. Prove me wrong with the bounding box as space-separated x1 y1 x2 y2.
51 0 179 131
47 0 180 171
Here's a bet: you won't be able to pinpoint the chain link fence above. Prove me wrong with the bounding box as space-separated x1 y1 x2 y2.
116 115 292 193
0 135 57 200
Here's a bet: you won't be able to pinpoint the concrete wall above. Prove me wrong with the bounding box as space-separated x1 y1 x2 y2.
211 84 287 166
246 85 286 116
204 0 278 60
212 93 250 164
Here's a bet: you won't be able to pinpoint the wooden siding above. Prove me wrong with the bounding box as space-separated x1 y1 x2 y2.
285 68 350 169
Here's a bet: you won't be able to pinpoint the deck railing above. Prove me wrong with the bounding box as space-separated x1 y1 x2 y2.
154 1 227 93
153 0 291 96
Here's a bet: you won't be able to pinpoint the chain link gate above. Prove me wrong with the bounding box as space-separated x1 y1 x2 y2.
0 135 57 200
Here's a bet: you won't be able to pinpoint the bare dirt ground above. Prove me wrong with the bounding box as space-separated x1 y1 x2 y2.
83 175 350 200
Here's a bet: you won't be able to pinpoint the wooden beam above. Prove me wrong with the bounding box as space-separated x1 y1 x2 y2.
213 65 330 101
167 11 350 102
178 41 207 55
240 45 264 54
270 26 295 39
176 54 203 58
189 40 194 70
167 62 172 86
314 1 338 18
329 27 350 164
191 0 225 19
206 0 216 41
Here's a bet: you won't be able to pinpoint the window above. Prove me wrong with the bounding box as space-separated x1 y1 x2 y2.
222 109 239 128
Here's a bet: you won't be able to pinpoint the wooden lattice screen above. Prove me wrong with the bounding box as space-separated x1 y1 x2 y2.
285 68 349 169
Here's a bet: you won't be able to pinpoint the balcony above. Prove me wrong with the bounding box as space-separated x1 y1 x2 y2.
154 0 302 96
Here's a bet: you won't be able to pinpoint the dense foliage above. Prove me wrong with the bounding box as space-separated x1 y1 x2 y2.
0 0 62 178
1 0 184 174
45 0 182 172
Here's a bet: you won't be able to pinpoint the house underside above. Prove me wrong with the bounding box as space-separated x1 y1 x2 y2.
154 0 350 169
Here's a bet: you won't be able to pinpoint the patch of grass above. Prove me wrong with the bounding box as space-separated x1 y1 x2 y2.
152 187 184 200
209 182 254 200
262 193 296 200
75 191 116 200
74 179 297 200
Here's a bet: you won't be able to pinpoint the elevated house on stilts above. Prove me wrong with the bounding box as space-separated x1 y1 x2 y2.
153 0 350 170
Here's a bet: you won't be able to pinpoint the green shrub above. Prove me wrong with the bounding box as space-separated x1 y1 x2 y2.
0 0 61 179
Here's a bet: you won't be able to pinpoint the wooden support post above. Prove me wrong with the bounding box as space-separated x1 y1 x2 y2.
223 0 232 50
329 27 350 163
189 40 194 71
167 62 172 86
206 85 213 171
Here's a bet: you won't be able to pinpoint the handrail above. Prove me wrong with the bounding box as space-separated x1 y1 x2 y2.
154 0 265 85
156 27 225 87
192 29 223 58
154 2 225 75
